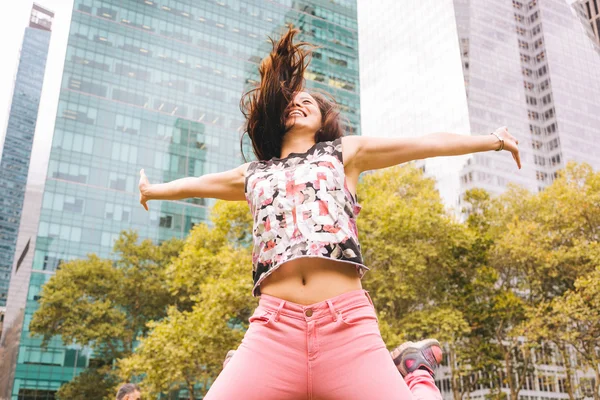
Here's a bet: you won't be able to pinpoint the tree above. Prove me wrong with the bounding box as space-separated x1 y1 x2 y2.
29 231 183 396
460 163 600 400
119 201 256 398
358 165 489 398
56 367 120 400
526 266 600 400
119 246 254 399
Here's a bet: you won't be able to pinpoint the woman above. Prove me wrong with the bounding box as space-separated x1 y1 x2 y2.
138 27 520 399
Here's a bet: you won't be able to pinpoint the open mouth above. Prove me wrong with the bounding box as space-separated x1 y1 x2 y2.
288 109 306 118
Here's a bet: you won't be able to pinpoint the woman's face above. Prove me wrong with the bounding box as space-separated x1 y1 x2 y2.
285 91 322 134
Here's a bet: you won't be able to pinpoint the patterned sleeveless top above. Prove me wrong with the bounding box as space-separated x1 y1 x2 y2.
244 137 368 296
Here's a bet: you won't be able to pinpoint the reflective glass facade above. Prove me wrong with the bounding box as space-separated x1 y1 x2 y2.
0 20 52 307
1 0 359 398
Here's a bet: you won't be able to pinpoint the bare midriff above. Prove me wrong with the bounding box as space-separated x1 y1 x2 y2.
259 257 363 305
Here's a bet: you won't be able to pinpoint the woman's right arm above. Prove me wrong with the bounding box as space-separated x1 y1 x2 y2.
138 163 250 210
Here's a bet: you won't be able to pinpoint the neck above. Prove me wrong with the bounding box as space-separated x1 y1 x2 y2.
280 131 316 158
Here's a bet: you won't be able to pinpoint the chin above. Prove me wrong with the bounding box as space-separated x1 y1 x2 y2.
286 121 319 134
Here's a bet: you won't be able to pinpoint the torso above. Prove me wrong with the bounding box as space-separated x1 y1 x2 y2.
260 255 363 305
245 136 364 305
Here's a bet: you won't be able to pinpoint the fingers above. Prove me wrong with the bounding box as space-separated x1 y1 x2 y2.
497 127 521 169
139 168 148 183
139 169 149 210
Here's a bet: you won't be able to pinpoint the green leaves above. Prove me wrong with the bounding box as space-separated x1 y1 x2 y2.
119 201 255 399
31 162 600 399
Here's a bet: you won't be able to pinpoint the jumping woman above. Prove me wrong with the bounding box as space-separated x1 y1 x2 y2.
138 27 521 399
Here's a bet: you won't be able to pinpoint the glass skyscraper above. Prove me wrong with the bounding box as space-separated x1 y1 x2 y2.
0 5 53 308
0 0 360 398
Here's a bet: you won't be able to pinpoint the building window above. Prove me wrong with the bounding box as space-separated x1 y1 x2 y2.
535 51 546 62
548 137 560 151
534 155 546 166
545 122 558 135
528 110 540 120
97 7 117 20
529 11 540 23
534 38 544 49
536 170 548 181
159 215 173 228
539 79 550 91
586 1 593 18
543 108 555 120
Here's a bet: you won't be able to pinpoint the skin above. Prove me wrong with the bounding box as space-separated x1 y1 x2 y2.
123 391 141 400
138 91 521 306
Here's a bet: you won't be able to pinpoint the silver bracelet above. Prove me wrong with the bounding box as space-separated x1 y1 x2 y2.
490 132 504 152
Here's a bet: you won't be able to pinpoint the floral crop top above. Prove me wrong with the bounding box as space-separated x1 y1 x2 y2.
244 137 368 296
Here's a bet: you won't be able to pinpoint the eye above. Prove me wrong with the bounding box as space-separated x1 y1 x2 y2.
303 100 312 104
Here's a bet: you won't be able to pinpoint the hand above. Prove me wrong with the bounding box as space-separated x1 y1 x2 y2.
494 126 521 169
139 169 150 211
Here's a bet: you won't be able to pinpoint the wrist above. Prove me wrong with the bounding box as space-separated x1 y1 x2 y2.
142 184 155 200
490 132 504 151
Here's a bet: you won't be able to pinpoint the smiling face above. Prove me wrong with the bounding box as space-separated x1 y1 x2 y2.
284 91 322 134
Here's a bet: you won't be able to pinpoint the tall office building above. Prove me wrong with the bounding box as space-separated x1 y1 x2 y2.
0 0 360 398
575 0 600 45
359 0 600 208
459 0 600 198
358 0 599 398
0 5 53 308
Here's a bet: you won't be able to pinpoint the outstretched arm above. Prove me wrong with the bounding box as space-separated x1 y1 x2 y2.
138 163 250 210
343 127 521 174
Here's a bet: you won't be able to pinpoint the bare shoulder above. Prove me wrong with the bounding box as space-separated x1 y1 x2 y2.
231 162 252 186
340 135 364 167
236 162 252 175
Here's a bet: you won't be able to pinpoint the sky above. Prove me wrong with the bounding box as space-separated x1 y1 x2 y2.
0 1 73 158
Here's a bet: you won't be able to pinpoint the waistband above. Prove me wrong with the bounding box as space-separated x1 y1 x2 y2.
258 289 374 322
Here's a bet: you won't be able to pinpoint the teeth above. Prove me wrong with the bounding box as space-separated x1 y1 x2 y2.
290 111 304 117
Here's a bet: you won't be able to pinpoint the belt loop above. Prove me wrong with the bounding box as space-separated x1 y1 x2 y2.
364 290 375 308
326 300 338 322
274 300 285 322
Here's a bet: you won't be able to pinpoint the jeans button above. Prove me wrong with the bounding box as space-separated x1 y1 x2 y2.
305 308 313 317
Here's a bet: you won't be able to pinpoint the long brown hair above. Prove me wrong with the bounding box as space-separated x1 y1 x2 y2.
240 26 345 161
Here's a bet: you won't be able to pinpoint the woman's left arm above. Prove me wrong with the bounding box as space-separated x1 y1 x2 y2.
344 126 521 173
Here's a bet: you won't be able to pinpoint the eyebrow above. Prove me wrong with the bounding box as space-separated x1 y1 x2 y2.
297 95 314 102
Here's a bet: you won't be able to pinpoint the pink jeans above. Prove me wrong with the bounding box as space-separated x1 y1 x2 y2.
205 289 442 399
